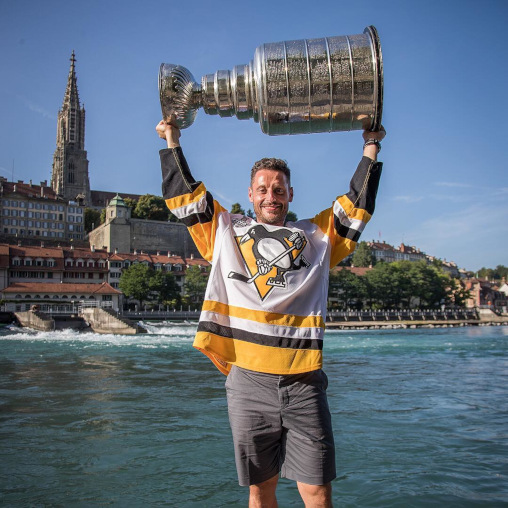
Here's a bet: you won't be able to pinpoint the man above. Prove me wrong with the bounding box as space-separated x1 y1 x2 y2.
157 120 385 507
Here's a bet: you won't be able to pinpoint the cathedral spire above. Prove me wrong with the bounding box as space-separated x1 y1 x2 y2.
62 50 80 110
51 52 90 205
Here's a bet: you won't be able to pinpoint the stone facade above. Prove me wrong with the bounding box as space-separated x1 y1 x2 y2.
0 178 85 241
87 194 199 258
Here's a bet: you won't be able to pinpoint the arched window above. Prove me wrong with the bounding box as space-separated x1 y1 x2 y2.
68 162 75 183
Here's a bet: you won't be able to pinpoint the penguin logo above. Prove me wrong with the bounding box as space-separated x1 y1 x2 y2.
228 225 310 300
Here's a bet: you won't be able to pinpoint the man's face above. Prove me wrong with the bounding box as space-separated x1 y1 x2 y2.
248 169 293 226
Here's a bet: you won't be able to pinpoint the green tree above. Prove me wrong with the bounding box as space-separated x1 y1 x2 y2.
352 242 374 267
407 261 449 307
84 208 102 233
120 264 182 307
134 194 171 221
364 262 401 308
286 210 298 222
448 278 471 307
123 197 138 218
119 264 152 307
231 203 245 215
477 265 508 280
149 269 181 305
184 265 209 304
328 269 363 309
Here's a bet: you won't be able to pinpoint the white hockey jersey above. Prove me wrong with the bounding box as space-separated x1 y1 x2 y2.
161 147 382 375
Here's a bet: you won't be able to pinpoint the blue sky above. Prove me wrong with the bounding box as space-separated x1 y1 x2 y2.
0 0 506 272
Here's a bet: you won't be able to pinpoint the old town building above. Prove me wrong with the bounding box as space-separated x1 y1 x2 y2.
0 178 85 241
0 242 209 310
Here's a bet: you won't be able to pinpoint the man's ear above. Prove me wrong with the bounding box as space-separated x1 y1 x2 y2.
248 187 254 203
289 187 294 203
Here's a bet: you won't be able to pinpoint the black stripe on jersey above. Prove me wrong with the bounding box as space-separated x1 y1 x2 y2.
345 157 383 215
161 147 200 199
179 191 215 226
334 219 362 242
198 321 323 351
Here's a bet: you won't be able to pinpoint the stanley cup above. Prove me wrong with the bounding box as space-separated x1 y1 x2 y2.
159 26 383 135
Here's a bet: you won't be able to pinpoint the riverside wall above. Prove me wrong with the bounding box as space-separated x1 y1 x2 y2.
81 308 147 334
14 310 55 331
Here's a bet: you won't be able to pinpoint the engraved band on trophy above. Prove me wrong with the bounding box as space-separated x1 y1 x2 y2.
159 26 383 135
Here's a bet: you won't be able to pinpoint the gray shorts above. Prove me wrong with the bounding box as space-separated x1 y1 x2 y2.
225 365 336 486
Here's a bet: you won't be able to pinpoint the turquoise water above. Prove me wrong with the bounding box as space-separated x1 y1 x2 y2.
1 324 507 507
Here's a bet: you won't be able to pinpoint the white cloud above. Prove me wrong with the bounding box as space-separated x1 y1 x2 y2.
17 95 55 120
434 181 474 189
392 195 423 203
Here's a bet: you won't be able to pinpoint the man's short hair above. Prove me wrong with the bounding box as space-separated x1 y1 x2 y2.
250 158 291 185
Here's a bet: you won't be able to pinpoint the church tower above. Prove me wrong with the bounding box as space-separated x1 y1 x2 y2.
50 51 91 205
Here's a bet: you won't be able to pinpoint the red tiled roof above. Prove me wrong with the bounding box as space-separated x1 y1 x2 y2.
1 180 63 201
368 241 396 252
0 244 9 268
186 257 210 267
2 282 120 294
332 266 372 276
0 241 207 268
62 247 108 259
9 247 64 259
150 254 186 264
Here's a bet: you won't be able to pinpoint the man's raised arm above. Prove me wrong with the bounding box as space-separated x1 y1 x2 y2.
362 125 386 161
156 119 181 148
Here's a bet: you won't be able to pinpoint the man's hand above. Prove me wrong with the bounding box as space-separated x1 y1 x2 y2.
362 124 386 161
156 119 181 148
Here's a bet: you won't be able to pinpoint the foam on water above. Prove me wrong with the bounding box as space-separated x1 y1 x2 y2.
0 321 198 347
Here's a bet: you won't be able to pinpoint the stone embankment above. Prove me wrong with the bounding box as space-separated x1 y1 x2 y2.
14 310 55 331
81 308 147 334
326 312 507 330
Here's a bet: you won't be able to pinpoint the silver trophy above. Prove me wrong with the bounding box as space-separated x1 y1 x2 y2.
159 26 382 135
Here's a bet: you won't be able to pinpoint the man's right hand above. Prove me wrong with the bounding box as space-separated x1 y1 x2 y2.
156 119 181 148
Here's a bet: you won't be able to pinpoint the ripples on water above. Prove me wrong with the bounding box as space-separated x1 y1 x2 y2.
1 324 507 507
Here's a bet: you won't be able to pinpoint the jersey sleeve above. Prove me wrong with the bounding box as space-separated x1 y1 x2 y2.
310 156 383 268
160 147 227 262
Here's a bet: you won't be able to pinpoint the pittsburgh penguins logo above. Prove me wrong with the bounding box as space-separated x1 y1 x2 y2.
228 225 310 300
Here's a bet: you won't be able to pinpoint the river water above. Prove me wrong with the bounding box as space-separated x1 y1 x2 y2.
1 323 507 507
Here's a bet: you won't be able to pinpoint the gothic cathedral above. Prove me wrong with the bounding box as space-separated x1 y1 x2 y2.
50 51 91 205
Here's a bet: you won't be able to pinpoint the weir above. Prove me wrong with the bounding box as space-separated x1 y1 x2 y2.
80 307 147 334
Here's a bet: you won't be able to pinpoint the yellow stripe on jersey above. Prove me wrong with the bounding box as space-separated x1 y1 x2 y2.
337 195 372 223
202 300 325 329
194 332 323 376
165 182 207 211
